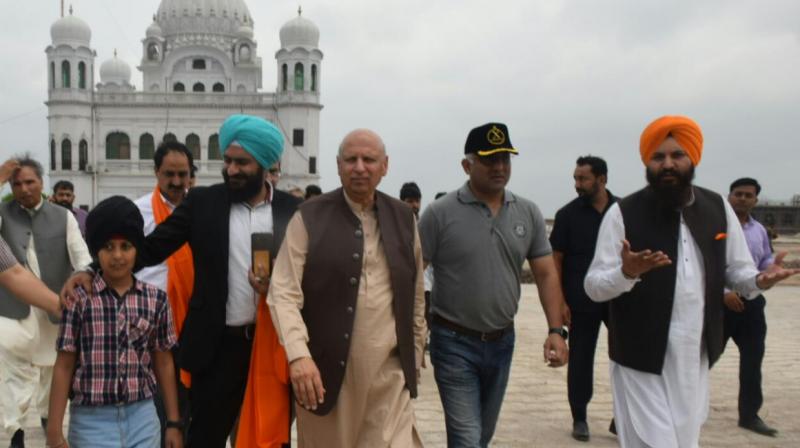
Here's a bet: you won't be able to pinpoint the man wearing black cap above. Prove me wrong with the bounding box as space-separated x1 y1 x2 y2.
419 123 569 447
399 182 422 217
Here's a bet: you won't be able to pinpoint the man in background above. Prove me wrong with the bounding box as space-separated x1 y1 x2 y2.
51 180 88 239
550 155 616 441
724 177 779 436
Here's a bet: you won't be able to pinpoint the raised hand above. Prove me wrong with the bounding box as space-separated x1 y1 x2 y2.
620 239 671 278
756 252 800 290
0 159 19 184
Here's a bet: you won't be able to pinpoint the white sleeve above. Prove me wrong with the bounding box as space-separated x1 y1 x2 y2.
65 211 93 270
583 203 638 302
722 200 761 299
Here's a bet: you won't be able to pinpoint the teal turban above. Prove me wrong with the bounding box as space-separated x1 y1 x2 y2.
219 114 284 169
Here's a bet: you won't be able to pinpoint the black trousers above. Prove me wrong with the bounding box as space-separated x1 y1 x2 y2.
567 309 608 422
723 294 767 423
186 329 253 448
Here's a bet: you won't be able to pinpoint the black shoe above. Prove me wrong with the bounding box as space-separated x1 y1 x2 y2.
739 417 778 437
572 421 590 442
609 419 617 435
9 429 24 448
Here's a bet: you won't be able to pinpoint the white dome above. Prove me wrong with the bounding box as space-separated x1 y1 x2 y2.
156 0 252 37
50 12 91 46
100 53 132 85
237 23 254 39
146 18 163 38
279 12 319 48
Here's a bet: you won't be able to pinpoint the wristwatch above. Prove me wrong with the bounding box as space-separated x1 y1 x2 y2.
548 327 569 340
166 420 184 430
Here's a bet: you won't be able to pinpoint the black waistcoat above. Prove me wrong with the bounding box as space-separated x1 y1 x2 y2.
299 188 418 415
611 186 727 374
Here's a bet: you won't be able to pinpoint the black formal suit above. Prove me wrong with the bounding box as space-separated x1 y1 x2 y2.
138 183 301 447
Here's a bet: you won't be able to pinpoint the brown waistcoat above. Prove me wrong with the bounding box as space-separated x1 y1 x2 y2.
299 188 418 416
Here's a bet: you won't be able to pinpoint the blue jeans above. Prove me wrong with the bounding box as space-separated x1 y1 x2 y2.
429 321 515 448
68 398 160 448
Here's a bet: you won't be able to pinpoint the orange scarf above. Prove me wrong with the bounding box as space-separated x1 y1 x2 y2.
235 293 291 447
151 187 195 388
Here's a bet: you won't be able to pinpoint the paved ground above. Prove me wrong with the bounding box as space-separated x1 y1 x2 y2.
5 285 798 447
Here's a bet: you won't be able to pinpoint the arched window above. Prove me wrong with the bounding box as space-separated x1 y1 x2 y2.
79 139 88 171
78 62 86 89
208 134 221 160
186 133 201 160
192 82 205 92
294 63 304 91
239 44 251 62
61 139 72 170
61 60 71 88
281 64 288 91
173 82 185 92
147 43 160 61
311 64 318 92
50 62 55 89
106 132 131 160
139 133 155 160
212 82 225 92
50 139 56 170
163 133 177 143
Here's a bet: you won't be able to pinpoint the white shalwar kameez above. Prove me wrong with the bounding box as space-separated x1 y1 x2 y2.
584 200 761 448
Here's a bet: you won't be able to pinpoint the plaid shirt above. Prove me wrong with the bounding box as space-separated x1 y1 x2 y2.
57 273 177 406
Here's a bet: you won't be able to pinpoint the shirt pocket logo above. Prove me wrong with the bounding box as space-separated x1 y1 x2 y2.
513 223 527 238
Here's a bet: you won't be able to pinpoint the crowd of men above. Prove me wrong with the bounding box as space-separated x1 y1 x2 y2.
0 114 797 448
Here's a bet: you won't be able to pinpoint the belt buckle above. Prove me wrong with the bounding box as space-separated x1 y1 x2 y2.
480 332 489 342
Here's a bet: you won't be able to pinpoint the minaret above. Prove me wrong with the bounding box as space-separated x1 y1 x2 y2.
275 8 324 189
45 5 95 177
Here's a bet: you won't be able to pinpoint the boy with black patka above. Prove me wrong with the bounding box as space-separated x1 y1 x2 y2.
46 196 182 448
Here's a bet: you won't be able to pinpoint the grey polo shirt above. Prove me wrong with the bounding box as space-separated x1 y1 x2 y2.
419 182 551 332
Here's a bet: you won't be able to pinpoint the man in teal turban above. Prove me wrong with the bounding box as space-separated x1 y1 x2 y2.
220 114 284 170
219 114 285 203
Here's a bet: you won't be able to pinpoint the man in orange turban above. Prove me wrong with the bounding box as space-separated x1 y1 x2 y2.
583 115 799 447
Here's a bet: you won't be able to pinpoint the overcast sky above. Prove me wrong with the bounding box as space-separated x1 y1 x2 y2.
1 0 798 217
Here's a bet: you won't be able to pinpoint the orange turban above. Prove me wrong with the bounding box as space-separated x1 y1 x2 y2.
639 116 703 166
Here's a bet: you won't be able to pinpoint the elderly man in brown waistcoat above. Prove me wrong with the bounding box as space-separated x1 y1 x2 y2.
268 129 426 447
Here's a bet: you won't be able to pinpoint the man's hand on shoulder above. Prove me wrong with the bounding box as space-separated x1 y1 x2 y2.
289 356 326 411
60 270 93 309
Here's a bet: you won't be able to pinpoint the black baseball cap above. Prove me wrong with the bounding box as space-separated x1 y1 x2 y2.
464 123 518 156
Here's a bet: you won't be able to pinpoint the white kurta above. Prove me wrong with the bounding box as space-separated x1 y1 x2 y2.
584 199 760 448
0 199 92 434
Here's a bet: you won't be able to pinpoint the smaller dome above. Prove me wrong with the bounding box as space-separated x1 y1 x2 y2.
237 23 253 39
279 9 319 48
50 10 92 46
146 16 163 38
100 52 132 85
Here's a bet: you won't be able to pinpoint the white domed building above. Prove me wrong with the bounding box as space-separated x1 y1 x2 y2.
45 2 323 207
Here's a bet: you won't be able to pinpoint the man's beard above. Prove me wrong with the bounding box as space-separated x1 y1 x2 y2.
576 182 600 203
54 200 72 210
646 165 695 209
222 166 265 203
